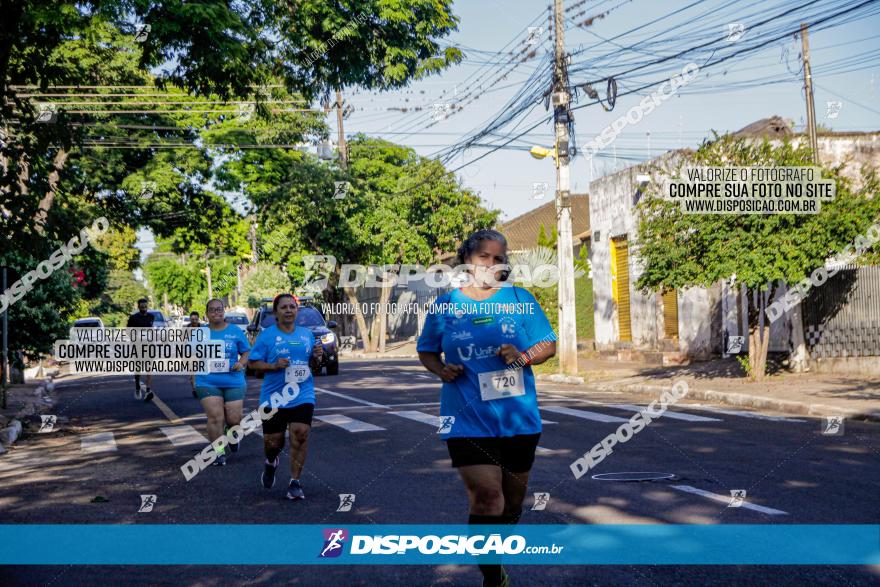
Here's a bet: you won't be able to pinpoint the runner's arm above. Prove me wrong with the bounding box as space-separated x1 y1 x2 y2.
522 340 555 366
232 351 250 371
248 358 287 372
418 351 463 382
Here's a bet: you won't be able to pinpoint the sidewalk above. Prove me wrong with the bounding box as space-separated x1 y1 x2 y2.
0 381 56 454
343 339 419 359
575 356 880 422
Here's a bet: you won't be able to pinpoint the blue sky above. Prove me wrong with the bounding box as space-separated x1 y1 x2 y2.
342 0 880 221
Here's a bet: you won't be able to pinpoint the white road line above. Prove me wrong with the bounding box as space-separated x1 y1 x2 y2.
389 411 555 454
535 446 561 455
606 403 722 422
389 410 441 427
160 425 208 447
685 405 807 422
313 401 441 412
541 419 558 425
671 485 789 516
80 432 117 453
314 414 386 432
541 406 629 423
315 387 390 409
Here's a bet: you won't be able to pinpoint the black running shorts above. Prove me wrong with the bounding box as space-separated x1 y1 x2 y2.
445 433 541 473
261 403 315 435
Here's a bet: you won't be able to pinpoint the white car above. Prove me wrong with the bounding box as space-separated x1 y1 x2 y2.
224 312 249 333
73 317 105 328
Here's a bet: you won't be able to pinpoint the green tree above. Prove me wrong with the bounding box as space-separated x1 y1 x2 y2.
221 135 497 351
91 270 150 326
93 227 141 272
2 0 462 234
0 251 83 359
635 135 880 380
241 263 291 308
537 223 558 248
142 254 204 310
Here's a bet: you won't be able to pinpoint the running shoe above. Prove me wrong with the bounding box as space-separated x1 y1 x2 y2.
143 387 154 402
226 426 239 452
286 479 305 500
261 457 279 489
134 385 142 400
212 453 227 466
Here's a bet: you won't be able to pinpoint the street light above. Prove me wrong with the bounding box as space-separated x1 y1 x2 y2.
529 145 556 161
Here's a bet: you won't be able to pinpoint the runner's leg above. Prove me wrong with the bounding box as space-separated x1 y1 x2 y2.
459 464 505 515
459 465 506 585
261 406 287 488
288 422 310 480
501 470 530 523
223 398 244 452
263 432 284 461
200 395 225 446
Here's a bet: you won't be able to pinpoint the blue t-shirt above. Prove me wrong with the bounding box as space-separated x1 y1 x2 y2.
249 324 316 409
416 286 556 439
194 324 250 389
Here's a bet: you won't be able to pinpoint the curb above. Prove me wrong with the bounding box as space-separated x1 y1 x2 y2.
590 381 880 423
537 374 586 385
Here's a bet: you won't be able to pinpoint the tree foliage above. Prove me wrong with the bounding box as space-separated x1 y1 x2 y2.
635 134 880 378
241 263 291 308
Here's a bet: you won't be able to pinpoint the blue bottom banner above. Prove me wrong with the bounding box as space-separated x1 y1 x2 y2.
1 525 878 565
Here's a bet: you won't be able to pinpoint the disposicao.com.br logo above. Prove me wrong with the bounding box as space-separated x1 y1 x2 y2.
319 529 349 558
318 528 563 558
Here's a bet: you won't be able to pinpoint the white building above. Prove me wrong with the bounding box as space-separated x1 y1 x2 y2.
588 117 880 370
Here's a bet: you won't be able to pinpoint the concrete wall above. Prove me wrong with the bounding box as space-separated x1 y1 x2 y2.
589 163 641 347
586 137 859 358
811 357 880 377
816 134 880 187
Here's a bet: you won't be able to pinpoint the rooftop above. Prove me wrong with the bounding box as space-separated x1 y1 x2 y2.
501 194 590 252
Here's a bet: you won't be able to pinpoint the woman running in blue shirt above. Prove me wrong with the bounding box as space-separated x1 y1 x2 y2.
417 229 556 587
248 293 323 500
195 298 251 467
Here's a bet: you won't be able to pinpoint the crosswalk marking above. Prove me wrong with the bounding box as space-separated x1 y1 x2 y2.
671 485 789 516
389 410 441 427
160 425 208 447
81 432 117 453
314 414 386 432
541 406 629 423
685 405 807 422
606 403 721 422
315 387 390 409
535 446 561 455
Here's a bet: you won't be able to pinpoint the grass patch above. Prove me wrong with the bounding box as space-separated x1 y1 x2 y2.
533 354 559 375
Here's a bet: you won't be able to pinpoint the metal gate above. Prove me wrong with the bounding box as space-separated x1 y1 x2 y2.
610 237 632 341
802 265 880 359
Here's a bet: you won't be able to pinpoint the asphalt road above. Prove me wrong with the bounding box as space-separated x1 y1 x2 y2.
1 358 878 585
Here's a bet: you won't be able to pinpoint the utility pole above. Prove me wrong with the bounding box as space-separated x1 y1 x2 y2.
553 0 578 374
205 261 213 299
249 215 258 264
791 22 816 373
801 23 819 165
336 89 348 170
